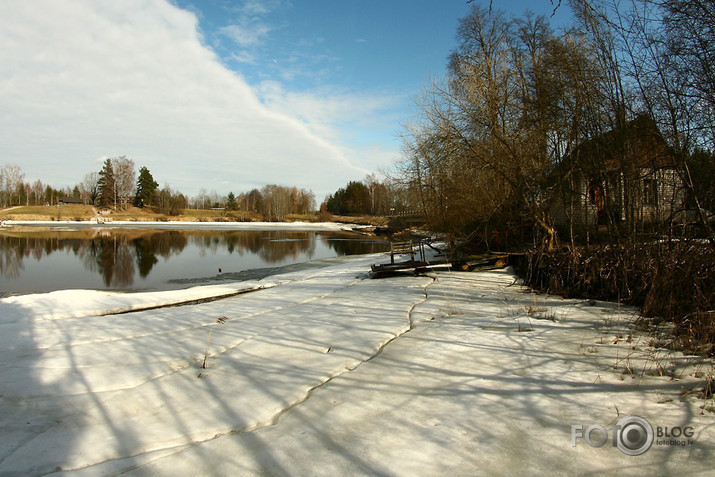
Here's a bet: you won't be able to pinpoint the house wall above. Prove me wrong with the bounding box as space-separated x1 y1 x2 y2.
633 168 685 224
551 167 686 239
550 173 599 239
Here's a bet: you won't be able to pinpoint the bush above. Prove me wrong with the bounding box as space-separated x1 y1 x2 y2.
518 241 715 354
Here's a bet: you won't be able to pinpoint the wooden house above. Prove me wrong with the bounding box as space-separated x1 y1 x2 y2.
552 115 686 235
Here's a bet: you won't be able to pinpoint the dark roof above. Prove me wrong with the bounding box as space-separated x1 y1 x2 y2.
566 115 676 174
59 197 84 204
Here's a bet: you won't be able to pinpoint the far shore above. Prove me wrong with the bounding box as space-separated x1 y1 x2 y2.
0 204 392 228
0 219 365 233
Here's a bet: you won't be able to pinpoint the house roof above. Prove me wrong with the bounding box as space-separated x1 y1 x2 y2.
59 197 84 204
565 115 676 175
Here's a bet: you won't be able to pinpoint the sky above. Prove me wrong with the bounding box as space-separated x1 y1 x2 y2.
0 0 572 200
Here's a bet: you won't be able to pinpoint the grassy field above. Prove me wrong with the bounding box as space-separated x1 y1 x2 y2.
0 206 311 223
0 205 96 221
0 206 405 227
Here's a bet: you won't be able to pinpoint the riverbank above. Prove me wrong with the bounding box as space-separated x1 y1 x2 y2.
0 205 391 228
0 219 362 232
0 254 711 475
0 204 259 223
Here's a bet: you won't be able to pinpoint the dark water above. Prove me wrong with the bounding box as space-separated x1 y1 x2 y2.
0 228 390 296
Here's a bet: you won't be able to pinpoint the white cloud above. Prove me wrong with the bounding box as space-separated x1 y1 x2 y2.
228 51 257 65
0 0 374 198
256 81 406 172
219 21 272 47
258 81 398 135
238 0 285 16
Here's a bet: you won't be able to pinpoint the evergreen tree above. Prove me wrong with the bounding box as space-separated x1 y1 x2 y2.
326 181 371 215
44 185 54 205
98 158 116 208
226 191 237 211
134 166 159 207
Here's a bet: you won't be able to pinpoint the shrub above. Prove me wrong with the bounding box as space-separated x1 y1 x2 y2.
518 241 714 354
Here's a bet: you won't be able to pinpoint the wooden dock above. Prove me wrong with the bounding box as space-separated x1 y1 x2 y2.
370 240 510 277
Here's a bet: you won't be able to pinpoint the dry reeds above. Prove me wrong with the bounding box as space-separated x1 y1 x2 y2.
518 241 714 355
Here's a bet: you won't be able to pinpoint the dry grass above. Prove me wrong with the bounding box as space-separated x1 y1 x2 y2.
1 206 388 227
0 206 269 223
519 242 715 356
330 215 391 226
202 316 228 370
0 205 95 220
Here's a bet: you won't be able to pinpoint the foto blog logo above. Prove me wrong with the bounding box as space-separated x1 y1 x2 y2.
571 415 654 456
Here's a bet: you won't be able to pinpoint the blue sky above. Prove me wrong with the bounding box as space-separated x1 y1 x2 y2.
0 0 572 200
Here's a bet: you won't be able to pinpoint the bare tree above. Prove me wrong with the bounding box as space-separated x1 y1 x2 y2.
2 164 25 207
156 183 187 215
399 7 566 245
299 189 316 214
207 190 220 208
290 187 315 215
395 3 639 248
81 172 101 206
31 180 44 205
111 156 136 210
193 188 209 209
260 184 292 221
0 167 4 207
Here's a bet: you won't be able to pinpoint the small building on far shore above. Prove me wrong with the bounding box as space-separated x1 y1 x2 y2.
58 197 85 205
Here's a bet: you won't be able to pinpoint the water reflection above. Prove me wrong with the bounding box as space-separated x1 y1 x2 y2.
0 229 389 295
80 231 189 287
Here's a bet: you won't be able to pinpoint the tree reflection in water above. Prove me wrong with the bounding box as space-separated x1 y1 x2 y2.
0 229 389 294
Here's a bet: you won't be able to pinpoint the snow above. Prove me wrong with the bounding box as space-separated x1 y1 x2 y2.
0 253 711 476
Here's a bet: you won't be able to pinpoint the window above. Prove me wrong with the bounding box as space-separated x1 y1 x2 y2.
643 179 658 206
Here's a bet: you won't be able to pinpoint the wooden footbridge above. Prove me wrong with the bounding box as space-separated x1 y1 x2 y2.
370 240 510 277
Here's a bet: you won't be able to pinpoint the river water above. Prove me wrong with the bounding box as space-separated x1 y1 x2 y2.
0 226 390 296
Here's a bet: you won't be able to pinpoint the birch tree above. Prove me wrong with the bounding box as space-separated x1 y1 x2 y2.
1 164 24 207
111 156 136 210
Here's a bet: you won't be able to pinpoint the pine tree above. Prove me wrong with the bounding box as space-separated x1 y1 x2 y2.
226 191 236 211
134 166 159 207
98 158 116 208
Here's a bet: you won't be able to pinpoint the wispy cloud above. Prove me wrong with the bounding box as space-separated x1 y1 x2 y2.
238 0 286 16
256 81 407 171
219 21 272 47
228 50 258 65
218 0 289 48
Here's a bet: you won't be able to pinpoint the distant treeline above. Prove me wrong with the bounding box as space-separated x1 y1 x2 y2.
0 160 317 220
322 174 409 216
